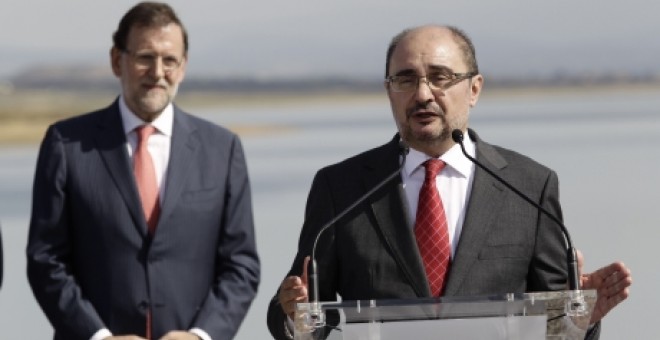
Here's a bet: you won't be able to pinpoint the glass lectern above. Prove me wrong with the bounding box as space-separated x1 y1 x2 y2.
294 290 596 340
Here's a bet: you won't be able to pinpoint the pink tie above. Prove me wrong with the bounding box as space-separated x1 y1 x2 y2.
414 159 451 297
134 125 160 236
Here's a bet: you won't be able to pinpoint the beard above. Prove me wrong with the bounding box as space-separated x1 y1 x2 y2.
400 119 451 149
129 83 178 122
400 102 451 147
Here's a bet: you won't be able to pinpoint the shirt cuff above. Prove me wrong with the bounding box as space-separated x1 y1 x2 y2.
284 315 295 339
190 327 211 340
90 328 112 340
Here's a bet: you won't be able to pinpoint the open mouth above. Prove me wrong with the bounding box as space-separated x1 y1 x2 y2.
410 111 439 123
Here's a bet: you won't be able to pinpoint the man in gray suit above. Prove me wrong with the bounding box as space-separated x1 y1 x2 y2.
26 2 259 340
267 25 631 339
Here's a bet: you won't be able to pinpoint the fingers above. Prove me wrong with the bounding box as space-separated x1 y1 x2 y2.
279 276 309 319
301 256 310 286
601 262 632 296
279 276 307 302
278 257 312 319
595 273 631 322
158 331 198 340
597 261 627 280
593 262 632 291
588 262 632 324
581 258 632 287
576 249 584 274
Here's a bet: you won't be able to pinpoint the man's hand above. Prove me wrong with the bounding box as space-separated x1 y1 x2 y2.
577 250 632 324
278 256 311 319
158 331 201 340
104 331 201 340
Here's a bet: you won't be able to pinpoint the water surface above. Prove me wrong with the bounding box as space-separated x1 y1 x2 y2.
1 88 657 339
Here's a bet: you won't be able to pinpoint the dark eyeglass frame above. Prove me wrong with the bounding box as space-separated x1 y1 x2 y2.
122 49 185 72
385 71 478 93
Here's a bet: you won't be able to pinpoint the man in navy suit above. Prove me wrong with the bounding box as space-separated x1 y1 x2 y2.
267 25 631 339
26 2 260 339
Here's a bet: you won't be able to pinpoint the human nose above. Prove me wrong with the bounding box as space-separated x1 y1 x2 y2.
414 77 435 101
418 77 433 89
146 58 166 78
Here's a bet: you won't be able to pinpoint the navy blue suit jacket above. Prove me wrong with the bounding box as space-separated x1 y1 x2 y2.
27 99 260 340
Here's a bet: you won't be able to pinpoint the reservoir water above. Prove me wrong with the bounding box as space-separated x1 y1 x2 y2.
1 87 657 339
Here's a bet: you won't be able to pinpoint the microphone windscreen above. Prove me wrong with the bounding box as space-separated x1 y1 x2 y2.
451 129 464 143
398 140 410 155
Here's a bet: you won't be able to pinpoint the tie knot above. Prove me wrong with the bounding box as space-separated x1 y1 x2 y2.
136 125 156 143
424 159 445 178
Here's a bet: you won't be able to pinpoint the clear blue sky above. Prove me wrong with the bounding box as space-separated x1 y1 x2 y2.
2 0 658 80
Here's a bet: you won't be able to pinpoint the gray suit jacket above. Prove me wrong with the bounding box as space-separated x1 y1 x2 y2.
267 130 598 339
27 99 260 340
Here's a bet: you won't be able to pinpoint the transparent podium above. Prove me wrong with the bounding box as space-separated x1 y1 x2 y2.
294 290 596 340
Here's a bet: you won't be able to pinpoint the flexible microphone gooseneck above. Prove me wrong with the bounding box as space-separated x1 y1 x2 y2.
305 140 410 327
451 129 580 291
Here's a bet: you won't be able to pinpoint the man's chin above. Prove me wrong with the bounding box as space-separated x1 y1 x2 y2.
139 97 170 113
402 128 451 148
134 102 168 121
411 127 445 142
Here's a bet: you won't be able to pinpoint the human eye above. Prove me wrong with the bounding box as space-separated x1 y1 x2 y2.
134 53 157 66
162 56 180 68
395 75 417 86
427 73 451 87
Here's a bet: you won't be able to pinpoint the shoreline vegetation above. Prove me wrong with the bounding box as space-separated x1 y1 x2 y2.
2 81 659 146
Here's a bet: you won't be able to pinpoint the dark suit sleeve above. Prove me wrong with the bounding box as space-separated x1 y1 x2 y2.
26 125 106 339
585 322 601 340
527 169 568 292
190 135 261 339
527 170 601 340
267 167 340 340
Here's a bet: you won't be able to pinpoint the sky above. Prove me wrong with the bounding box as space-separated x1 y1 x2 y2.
2 1 659 81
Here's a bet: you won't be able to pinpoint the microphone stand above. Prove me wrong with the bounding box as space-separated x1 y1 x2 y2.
305 141 410 330
451 129 586 316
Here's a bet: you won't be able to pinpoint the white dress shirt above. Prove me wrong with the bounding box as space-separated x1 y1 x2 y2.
401 135 477 258
120 97 173 199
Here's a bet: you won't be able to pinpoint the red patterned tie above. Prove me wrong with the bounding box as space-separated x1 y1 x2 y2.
134 125 160 235
414 159 451 297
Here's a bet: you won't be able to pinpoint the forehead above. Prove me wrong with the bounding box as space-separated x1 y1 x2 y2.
389 28 467 74
126 23 185 51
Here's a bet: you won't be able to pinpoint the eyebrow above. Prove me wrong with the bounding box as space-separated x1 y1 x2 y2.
392 65 454 77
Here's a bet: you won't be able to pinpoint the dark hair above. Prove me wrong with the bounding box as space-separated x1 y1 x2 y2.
112 1 188 53
384 25 479 78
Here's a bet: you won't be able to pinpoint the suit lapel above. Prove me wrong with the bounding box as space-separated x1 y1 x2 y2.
366 136 430 297
157 108 198 229
95 100 147 237
444 131 508 295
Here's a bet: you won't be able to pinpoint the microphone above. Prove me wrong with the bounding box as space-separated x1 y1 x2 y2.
305 140 410 329
451 129 580 291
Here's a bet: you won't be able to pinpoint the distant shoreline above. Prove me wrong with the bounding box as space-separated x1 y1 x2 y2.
2 82 659 146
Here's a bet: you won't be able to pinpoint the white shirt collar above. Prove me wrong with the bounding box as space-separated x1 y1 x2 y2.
403 133 476 179
118 95 174 136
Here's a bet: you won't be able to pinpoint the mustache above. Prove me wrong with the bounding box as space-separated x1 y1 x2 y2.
406 102 443 118
142 79 169 88
149 83 168 89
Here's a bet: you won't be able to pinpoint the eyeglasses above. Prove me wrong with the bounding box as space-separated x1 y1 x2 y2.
122 49 184 72
386 71 477 93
